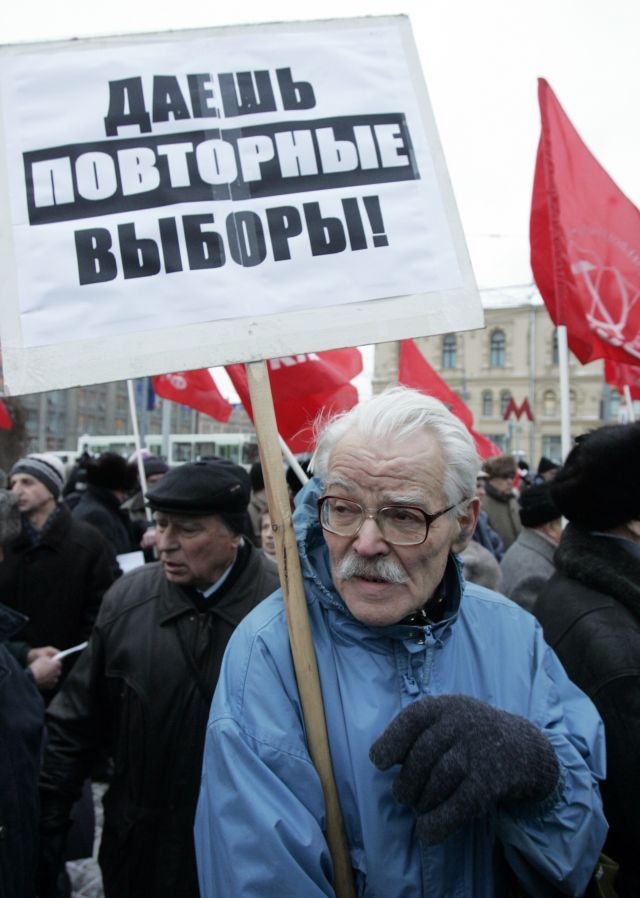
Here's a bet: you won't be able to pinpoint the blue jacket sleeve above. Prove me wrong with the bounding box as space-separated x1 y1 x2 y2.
194 618 336 898
496 635 608 896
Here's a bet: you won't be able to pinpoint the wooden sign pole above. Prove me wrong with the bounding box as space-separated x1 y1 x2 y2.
246 360 355 898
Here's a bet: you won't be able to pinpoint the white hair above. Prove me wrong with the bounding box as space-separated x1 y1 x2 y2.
310 386 480 511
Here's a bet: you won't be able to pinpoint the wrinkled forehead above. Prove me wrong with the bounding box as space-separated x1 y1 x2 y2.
325 430 448 503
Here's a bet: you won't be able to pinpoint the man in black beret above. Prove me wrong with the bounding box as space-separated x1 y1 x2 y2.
38 459 280 898
534 422 640 898
499 482 562 611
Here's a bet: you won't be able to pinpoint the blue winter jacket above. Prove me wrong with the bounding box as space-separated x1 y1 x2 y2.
195 478 607 897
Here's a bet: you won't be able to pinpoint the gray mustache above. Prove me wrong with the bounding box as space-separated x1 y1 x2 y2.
336 554 408 584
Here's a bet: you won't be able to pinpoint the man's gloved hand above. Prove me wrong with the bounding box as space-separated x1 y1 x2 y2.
369 694 560 845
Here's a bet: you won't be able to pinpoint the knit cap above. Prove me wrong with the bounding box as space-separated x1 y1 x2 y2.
10 452 65 499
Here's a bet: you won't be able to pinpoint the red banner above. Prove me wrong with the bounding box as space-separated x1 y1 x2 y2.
226 349 362 454
604 360 640 401
152 370 233 422
398 339 501 460
530 78 640 366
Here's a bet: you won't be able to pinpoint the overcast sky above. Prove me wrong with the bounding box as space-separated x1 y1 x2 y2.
2 1 637 399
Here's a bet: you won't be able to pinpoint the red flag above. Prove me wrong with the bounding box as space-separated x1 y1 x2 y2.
226 349 363 453
531 78 640 365
398 339 501 460
604 360 640 401
152 370 233 422
0 399 12 430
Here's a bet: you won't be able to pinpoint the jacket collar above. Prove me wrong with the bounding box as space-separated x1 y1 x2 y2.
554 523 640 620
156 543 261 627
13 503 70 551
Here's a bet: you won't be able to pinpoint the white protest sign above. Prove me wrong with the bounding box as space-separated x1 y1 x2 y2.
0 16 483 394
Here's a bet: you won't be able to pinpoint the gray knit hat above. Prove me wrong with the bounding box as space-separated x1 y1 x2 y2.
9 452 65 499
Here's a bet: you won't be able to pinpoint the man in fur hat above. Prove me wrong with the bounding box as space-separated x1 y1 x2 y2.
480 454 522 549
535 422 640 897
72 451 137 555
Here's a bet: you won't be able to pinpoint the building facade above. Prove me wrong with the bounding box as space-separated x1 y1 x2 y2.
373 290 626 467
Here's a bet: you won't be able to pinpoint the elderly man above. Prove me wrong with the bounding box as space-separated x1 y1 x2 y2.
195 388 606 898
535 423 640 898
38 460 279 898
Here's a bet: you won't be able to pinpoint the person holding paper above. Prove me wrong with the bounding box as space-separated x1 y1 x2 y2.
195 387 607 897
0 452 117 697
38 459 279 898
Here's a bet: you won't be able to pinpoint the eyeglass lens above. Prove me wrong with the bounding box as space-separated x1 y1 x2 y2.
321 497 428 545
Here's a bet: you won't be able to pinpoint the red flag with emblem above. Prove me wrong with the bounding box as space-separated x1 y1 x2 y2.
226 349 363 453
604 360 640 401
151 370 233 422
530 78 640 366
398 339 501 459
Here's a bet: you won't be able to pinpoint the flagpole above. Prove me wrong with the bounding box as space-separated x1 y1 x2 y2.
278 435 309 487
623 385 636 423
557 326 572 459
126 379 152 523
246 360 355 898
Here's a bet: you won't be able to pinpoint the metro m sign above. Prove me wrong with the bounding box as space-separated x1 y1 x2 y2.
503 397 534 422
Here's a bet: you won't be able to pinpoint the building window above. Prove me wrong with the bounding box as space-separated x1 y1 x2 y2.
488 434 507 452
609 390 621 421
552 330 559 365
543 390 556 417
500 390 511 416
441 334 457 369
490 330 506 367
569 389 577 416
482 390 493 417
542 435 562 459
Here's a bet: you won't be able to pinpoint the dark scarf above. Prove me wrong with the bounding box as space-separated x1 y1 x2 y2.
21 504 63 547
554 523 640 622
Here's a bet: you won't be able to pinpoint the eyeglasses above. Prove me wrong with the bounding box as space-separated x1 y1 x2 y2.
318 496 455 546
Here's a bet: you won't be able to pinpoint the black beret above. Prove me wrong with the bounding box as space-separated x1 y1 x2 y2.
551 422 640 531
145 459 251 520
518 482 560 528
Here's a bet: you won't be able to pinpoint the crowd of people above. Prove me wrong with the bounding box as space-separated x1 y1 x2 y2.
0 387 638 897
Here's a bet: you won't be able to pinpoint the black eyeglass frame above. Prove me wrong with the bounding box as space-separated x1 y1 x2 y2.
317 495 456 546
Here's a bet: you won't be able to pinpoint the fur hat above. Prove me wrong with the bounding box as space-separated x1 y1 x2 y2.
10 452 65 499
86 452 138 492
482 455 517 480
551 422 640 531
518 483 560 528
146 459 251 531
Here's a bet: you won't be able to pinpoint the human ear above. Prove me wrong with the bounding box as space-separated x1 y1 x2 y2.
450 498 480 554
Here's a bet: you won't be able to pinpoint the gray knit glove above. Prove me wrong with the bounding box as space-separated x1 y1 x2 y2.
369 694 560 845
